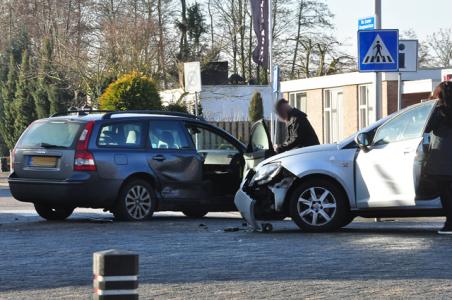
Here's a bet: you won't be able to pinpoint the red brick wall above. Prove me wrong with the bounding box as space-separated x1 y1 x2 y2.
402 92 431 108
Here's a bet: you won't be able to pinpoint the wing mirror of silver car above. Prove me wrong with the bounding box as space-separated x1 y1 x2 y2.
355 132 371 151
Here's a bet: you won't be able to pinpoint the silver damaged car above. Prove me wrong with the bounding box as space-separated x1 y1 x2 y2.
235 100 443 232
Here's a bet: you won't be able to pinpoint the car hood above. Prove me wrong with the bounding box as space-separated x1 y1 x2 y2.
261 144 339 166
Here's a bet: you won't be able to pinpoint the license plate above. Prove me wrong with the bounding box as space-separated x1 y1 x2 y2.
29 156 58 168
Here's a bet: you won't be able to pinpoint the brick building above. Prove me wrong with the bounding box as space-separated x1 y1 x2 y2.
280 69 447 144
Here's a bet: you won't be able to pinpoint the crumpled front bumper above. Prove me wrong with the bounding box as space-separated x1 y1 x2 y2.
234 168 295 231
234 188 262 231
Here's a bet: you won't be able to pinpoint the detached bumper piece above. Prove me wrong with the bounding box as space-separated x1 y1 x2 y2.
234 168 295 231
234 189 262 231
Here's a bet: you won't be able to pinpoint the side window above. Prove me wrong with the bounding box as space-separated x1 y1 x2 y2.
373 103 433 145
98 122 144 147
186 125 239 152
250 122 270 151
149 121 192 150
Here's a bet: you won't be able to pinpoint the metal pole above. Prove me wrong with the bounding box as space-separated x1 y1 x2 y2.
194 92 199 116
268 0 275 143
375 0 383 223
375 0 382 120
397 72 402 110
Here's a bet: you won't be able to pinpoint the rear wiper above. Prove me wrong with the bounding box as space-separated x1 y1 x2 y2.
38 143 68 149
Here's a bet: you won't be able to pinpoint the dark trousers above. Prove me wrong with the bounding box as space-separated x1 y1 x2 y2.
435 177 452 225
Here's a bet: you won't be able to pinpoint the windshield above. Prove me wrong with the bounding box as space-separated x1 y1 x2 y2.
338 116 389 148
338 100 436 149
17 120 83 149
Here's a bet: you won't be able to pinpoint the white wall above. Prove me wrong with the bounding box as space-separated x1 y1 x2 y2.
160 85 273 121
281 68 444 94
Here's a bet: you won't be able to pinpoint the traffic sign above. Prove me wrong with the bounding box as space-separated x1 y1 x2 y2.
184 62 202 93
399 40 418 72
358 29 399 72
358 16 375 31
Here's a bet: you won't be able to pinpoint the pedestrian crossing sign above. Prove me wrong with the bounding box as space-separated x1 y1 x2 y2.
358 29 399 72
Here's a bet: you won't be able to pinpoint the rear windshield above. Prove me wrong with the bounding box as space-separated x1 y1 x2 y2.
17 120 83 149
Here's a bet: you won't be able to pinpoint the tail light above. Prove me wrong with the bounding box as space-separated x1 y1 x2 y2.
74 121 97 171
10 148 15 174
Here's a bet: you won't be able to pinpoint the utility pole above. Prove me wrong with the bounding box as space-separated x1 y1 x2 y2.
375 0 382 120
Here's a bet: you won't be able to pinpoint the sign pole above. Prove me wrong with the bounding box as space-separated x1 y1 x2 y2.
268 0 275 144
194 92 199 116
374 0 382 120
397 72 402 110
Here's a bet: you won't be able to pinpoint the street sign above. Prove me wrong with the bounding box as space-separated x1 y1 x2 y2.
358 29 399 72
399 40 418 72
184 62 202 93
358 16 375 31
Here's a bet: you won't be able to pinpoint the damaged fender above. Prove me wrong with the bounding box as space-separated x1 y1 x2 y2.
268 177 295 211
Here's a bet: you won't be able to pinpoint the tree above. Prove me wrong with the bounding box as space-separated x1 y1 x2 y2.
187 2 207 57
402 29 432 68
0 55 19 149
290 0 333 79
248 91 263 122
99 72 162 111
14 50 36 140
33 38 52 119
176 0 190 61
428 28 452 67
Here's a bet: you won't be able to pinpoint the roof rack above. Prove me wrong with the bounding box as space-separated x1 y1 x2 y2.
101 110 204 121
51 109 113 118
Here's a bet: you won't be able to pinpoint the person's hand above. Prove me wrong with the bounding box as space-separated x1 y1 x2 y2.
273 144 281 153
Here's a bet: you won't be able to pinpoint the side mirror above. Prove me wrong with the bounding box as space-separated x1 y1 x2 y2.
355 132 371 151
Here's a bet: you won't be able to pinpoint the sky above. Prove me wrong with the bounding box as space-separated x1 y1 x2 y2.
327 0 452 56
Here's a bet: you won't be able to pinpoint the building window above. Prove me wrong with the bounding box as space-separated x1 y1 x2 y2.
358 84 375 129
288 92 307 113
323 89 343 144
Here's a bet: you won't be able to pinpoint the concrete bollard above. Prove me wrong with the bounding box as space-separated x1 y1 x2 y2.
93 249 139 300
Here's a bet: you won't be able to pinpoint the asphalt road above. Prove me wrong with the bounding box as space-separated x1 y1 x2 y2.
1 183 452 299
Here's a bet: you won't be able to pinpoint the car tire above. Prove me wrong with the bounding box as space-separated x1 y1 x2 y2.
34 204 74 221
182 209 208 218
113 179 156 221
341 215 356 228
289 178 350 232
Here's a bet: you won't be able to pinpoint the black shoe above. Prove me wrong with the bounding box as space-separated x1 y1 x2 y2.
438 225 452 235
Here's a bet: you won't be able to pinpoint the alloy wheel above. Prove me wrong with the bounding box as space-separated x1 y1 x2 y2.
125 185 153 220
297 187 337 226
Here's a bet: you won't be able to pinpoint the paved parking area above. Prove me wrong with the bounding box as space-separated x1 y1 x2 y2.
1 184 452 299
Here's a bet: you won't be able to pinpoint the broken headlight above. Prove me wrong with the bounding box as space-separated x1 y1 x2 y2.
249 162 281 186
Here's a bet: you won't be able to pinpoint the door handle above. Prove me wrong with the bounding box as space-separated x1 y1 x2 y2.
152 155 166 161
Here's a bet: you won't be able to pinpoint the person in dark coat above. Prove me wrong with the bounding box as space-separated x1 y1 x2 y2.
274 98 320 154
425 81 452 234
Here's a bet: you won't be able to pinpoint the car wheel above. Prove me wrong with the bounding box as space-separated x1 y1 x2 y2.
34 204 74 221
289 179 349 232
182 209 208 218
341 215 355 228
114 179 156 221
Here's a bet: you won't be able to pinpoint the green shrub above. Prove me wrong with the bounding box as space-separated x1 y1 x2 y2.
99 72 162 110
248 91 264 122
165 102 188 113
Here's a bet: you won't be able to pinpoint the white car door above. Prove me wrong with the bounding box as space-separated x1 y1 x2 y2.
355 102 435 208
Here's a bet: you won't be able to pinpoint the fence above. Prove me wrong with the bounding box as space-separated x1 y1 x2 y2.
209 120 286 145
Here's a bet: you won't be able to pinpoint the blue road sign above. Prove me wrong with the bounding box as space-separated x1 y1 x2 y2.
358 29 399 72
358 16 375 31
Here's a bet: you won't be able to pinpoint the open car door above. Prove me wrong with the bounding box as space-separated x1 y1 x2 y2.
244 120 275 172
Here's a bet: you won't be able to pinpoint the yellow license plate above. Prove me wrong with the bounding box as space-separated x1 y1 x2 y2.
30 156 58 168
